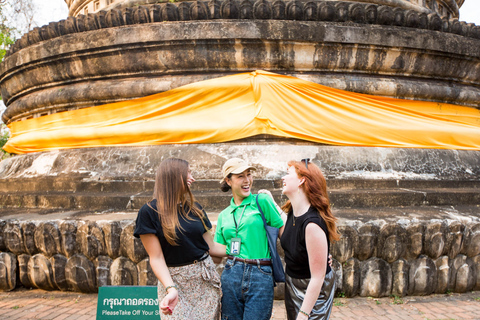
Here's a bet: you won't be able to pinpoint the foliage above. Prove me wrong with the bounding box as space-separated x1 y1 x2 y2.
0 124 10 158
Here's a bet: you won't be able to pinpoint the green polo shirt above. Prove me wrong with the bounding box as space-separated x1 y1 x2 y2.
214 193 284 259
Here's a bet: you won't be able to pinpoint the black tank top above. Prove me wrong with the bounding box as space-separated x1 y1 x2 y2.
280 206 331 279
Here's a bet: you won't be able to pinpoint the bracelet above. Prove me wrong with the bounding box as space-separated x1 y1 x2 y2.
299 309 309 317
165 285 178 293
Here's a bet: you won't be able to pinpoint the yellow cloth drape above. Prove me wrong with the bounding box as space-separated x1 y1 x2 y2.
4 70 480 154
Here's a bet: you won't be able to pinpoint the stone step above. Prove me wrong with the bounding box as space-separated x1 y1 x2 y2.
0 188 478 211
1 177 479 194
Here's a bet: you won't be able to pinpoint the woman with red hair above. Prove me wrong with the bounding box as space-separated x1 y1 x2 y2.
280 159 340 320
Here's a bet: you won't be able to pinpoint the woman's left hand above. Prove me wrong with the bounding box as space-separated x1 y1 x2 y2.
257 189 273 197
296 312 309 320
160 290 178 315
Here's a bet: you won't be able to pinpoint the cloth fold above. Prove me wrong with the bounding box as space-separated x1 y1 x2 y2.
4 70 480 153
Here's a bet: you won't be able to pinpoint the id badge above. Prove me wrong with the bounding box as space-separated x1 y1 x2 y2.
230 237 242 256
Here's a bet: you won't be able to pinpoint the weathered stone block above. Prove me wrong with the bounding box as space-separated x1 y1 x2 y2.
0 252 17 291
342 257 360 297
359 258 392 298
330 225 357 263
137 258 157 286
424 221 447 260
378 223 406 263
472 255 480 291
4 221 26 255
77 221 106 260
331 259 343 294
51 254 69 291
59 220 78 258
18 254 33 289
120 222 147 264
449 255 476 293
462 223 480 257
403 222 424 261
101 221 122 259
0 220 6 251
392 259 409 297
445 221 465 259
21 221 39 255
408 255 436 296
65 254 97 293
356 223 378 261
34 221 61 257
435 256 450 294
95 255 113 288
28 254 55 290
110 257 139 286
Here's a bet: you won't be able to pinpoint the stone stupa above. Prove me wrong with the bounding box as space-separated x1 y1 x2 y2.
0 0 479 297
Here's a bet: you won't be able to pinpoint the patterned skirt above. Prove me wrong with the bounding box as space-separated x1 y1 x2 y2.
157 255 221 320
285 270 336 320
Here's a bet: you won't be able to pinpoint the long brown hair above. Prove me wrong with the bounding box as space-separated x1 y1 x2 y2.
149 158 208 246
281 160 340 242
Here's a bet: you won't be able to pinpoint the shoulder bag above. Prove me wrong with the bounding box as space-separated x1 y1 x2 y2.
256 195 286 284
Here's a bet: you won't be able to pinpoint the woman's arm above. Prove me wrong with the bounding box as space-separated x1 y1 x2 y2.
203 230 227 260
296 223 328 320
257 189 288 236
139 234 178 315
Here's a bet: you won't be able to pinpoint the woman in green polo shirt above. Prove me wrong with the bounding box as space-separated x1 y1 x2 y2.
214 158 285 320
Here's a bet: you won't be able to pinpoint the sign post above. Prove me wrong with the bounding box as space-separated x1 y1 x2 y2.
97 286 160 319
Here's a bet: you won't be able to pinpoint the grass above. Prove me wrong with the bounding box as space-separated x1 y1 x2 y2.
333 298 345 307
390 295 404 305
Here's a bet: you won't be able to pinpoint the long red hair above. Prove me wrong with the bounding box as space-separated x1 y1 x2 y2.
281 160 340 242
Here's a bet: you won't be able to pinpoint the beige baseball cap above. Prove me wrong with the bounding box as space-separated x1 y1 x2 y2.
221 158 256 182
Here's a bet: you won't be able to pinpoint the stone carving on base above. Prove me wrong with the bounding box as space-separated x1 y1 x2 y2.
137 258 157 286
5 221 26 255
51 254 69 291
21 221 38 256
342 257 360 297
101 221 122 259
95 255 113 288
65 254 97 293
408 255 436 296
356 224 379 261
77 221 106 260
59 220 78 258
424 221 447 260
18 254 33 289
330 225 357 264
359 258 392 298
28 254 56 291
120 222 147 264
0 252 17 291
35 221 61 257
392 259 409 297
435 256 450 294
110 256 139 286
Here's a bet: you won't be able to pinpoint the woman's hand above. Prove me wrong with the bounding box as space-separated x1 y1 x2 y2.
296 311 309 320
257 189 273 197
160 288 178 315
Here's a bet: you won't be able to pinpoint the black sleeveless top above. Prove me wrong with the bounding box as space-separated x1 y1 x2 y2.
134 199 212 266
280 206 331 279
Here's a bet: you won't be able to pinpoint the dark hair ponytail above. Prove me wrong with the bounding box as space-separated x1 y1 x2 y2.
220 173 232 192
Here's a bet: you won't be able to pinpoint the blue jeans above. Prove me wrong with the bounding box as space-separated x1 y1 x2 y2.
221 259 274 320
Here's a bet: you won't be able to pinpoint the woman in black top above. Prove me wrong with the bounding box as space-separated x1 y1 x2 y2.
280 159 340 320
134 158 226 319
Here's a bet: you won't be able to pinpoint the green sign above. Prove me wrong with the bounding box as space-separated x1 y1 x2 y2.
97 286 160 319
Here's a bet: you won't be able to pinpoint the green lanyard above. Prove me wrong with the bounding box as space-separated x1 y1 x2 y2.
232 205 247 237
